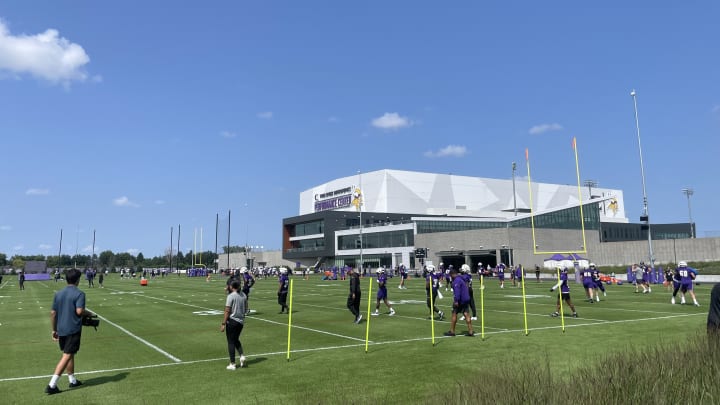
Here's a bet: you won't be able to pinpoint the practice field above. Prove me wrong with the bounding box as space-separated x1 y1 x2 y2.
0 273 710 404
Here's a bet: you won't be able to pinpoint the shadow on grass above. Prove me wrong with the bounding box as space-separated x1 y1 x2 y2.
81 372 129 387
245 356 268 366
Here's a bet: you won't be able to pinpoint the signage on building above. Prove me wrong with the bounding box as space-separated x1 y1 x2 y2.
314 186 355 212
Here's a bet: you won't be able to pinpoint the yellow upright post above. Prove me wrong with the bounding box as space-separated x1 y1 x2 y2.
480 274 485 341
557 268 566 333
365 277 373 353
286 279 294 361
429 273 435 346
521 267 529 336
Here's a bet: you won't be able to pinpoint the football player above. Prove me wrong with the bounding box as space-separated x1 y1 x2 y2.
425 265 444 320
277 267 290 314
550 267 578 318
372 268 395 316
459 264 477 321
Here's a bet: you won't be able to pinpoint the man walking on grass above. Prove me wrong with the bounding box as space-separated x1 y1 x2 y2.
347 267 362 323
445 268 474 337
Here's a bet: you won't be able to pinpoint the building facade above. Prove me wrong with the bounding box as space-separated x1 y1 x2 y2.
282 169 698 269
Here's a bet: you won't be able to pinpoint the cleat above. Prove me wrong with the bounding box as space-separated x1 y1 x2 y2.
389 309 396 316
371 311 379 316
459 316 465 321
466 331 475 337
572 313 578 318
438 311 445 320
671 297 675 304
45 385 61 395
595 296 600 302
354 314 363 324
551 312 559 317
226 364 236 370
443 331 456 337
69 380 83 388
694 302 700 307
239 355 246 368
603 292 607 297
471 316 477 321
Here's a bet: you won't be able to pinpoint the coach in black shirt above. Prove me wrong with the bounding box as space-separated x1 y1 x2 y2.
347 268 362 324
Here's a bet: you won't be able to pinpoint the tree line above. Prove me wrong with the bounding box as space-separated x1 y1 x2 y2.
0 250 225 271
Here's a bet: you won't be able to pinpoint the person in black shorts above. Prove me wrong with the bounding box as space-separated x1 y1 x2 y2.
19 271 25 290
45 269 94 394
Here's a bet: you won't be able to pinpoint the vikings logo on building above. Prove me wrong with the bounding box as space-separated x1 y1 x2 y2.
607 198 618 215
351 188 363 211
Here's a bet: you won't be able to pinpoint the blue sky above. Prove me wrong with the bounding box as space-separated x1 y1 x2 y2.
1 1 719 257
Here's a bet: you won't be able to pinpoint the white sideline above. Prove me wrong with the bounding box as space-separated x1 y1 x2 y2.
88 308 182 363
0 311 703 384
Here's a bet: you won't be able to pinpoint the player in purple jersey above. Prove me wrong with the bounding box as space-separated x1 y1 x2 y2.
425 265 444 320
673 261 699 306
642 262 652 294
496 263 506 289
277 267 290 314
240 267 256 315
550 267 578 318
398 264 408 289
444 268 474 337
581 266 596 303
459 264 477 321
372 268 395 316
514 265 524 287
589 263 606 300
444 264 453 292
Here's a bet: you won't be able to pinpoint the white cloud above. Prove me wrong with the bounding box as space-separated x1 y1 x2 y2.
529 123 563 135
13 244 23 251
82 244 95 253
26 188 50 195
126 248 139 255
0 19 92 85
424 145 468 158
220 130 237 138
39 243 53 250
257 111 273 119
0 225 11 231
155 199 166 205
113 196 140 208
371 112 412 130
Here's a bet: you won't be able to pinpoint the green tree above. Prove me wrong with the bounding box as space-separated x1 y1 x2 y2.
99 250 115 269
137 252 145 264
11 257 25 270
0 253 7 266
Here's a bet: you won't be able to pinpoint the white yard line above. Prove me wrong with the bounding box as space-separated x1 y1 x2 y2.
88 308 182 363
105 288 367 343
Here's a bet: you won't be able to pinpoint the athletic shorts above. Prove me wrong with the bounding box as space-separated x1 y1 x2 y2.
278 292 288 305
559 292 571 302
377 288 387 300
681 282 693 292
453 302 469 314
583 280 595 289
498 274 505 281
59 331 82 354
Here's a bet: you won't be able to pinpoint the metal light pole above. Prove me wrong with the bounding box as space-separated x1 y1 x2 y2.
682 188 694 238
512 162 518 216
630 89 654 266
358 170 363 272
584 179 598 199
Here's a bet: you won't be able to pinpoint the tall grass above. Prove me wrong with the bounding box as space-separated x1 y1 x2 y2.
430 334 719 405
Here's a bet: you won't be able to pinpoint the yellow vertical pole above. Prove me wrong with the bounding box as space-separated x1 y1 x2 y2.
572 137 588 253
286 279 294 361
557 268 566 333
480 275 485 341
429 274 435 346
365 277 373 353
521 267 529 336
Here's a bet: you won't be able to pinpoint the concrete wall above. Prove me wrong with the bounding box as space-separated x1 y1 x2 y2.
415 228 720 267
217 251 297 270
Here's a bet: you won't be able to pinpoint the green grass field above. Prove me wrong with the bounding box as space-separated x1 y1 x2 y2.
0 273 711 404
